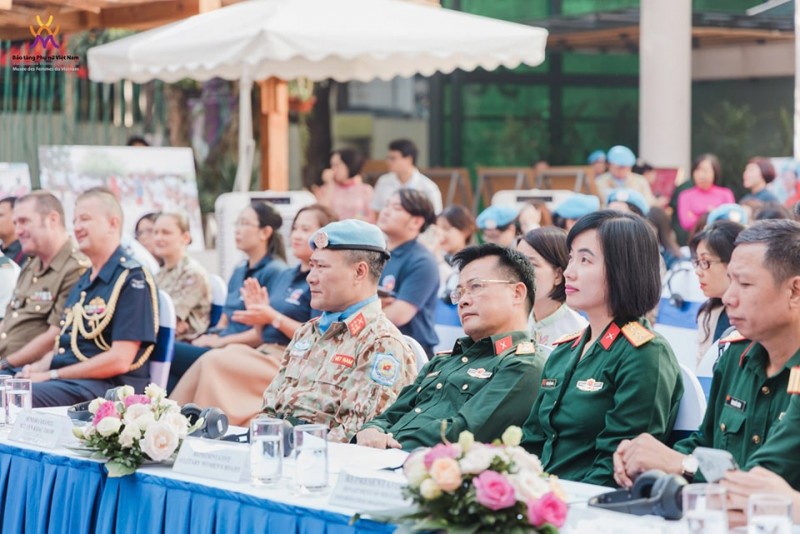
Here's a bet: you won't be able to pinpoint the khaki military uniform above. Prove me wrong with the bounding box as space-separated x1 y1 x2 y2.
523 319 683 487
0 240 88 357
674 331 800 481
155 255 211 341
595 172 655 207
262 299 416 443
361 330 544 450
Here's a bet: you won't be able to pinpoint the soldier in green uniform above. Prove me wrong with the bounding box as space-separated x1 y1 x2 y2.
262 219 417 443
357 243 544 450
0 191 89 372
614 219 800 487
522 210 683 487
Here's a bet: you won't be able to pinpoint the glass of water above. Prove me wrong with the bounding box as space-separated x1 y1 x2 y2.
250 417 283 485
748 493 792 534
0 375 10 427
293 424 328 493
5 378 32 425
683 484 728 534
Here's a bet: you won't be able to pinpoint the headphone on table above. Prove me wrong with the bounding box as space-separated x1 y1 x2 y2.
588 470 687 520
67 387 124 423
180 403 229 440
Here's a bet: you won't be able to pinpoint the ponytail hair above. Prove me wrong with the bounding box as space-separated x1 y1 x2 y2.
251 201 286 262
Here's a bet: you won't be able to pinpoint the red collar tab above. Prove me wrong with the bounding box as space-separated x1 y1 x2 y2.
494 335 513 355
600 323 621 350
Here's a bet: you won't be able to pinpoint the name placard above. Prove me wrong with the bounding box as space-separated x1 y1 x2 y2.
328 469 410 511
9 412 71 449
173 438 249 482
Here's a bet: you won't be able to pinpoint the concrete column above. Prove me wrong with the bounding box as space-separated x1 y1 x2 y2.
639 0 692 168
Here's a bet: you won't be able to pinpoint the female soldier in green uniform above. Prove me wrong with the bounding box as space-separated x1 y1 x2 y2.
522 210 683 487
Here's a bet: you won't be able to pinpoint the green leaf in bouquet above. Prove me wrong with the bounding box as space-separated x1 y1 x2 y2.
106 460 137 478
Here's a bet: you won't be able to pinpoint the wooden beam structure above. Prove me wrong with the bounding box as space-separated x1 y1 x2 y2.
258 78 289 192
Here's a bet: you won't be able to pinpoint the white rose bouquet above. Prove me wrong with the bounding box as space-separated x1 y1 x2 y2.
71 384 201 477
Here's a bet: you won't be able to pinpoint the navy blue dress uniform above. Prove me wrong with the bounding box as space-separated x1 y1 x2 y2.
33 246 158 407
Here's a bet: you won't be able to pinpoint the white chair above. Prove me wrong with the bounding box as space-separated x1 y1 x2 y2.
404 335 430 372
671 363 708 444
150 290 176 390
209 274 226 327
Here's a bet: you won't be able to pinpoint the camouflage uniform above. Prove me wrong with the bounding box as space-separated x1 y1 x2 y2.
262 299 417 442
155 255 211 341
0 240 88 357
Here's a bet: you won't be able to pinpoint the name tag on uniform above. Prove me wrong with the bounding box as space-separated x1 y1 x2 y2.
725 395 746 411
331 354 355 368
576 378 603 392
541 378 557 389
425 371 440 379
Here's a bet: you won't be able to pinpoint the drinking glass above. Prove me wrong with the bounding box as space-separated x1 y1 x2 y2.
4 378 32 425
683 484 728 534
748 493 792 534
293 424 328 492
250 417 283 485
0 375 10 426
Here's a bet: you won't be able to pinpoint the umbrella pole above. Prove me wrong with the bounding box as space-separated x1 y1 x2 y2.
234 69 255 192
258 77 289 192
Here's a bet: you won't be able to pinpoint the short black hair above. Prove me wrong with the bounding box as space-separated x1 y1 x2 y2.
734 219 800 285
398 189 436 232
567 210 660 320
126 135 149 147
520 226 568 302
451 243 536 313
333 148 365 178
692 154 722 186
754 203 792 221
135 212 160 236
0 196 16 209
345 250 388 282
388 139 418 165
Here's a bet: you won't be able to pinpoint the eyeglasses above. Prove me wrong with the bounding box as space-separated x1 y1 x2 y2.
450 279 517 304
692 258 724 271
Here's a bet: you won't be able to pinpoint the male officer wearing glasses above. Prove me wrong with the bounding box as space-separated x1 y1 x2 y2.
356 243 544 450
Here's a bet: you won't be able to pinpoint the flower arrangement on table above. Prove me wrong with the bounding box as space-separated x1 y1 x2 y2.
396 426 568 533
71 384 201 477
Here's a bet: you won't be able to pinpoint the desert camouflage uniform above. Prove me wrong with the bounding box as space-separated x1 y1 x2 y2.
155 255 211 341
262 299 417 442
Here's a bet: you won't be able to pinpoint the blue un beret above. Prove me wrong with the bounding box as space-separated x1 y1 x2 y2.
706 204 748 227
554 194 600 220
477 205 519 230
310 219 390 258
587 150 606 164
607 145 636 167
607 188 650 215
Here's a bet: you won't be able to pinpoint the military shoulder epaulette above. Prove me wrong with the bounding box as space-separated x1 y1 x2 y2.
620 321 655 348
552 330 583 345
515 341 536 355
719 330 747 344
118 255 143 270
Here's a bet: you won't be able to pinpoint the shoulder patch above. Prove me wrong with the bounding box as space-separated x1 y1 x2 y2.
515 341 536 355
370 353 401 387
552 330 583 346
720 330 747 344
621 321 655 348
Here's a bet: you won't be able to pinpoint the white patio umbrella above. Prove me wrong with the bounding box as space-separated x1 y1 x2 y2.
88 0 548 190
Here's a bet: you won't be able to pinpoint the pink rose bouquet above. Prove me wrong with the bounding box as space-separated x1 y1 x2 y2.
394 426 567 532
71 384 201 477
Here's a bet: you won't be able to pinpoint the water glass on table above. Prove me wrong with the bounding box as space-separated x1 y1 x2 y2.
293 424 328 493
0 375 10 426
748 493 792 534
683 484 728 534
4 378 32 426
250 417 283 485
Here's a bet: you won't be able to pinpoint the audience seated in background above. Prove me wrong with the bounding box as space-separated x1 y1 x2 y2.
434 205 475 297
516 227 587 347
262 219 416 442
170 205 335 425
595 146 655 207
552 194 599 231
606 188 649 217
370 139 442 217
476 204 519 248
0 196 28 265
0 191 88 373
587 149 607 178
741 158 779 204
613 220 800 488
167 202 287 391
522 210 683 487
357 243 544 450
517 200 552 234
0 251 19 319
647 207 683 270
676 154 735 232
134 212 160 261
315 149 374 223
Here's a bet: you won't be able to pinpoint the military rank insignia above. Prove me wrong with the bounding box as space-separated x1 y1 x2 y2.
576 378 604 392
515 342 535 355
621 322 655 347
85 297 107 315
370 353 400 386
788 367 800 395
467 368 492 379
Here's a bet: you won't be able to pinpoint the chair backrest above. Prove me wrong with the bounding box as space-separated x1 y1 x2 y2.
421 167 474 211
669 363 708 444
151 290 177 389
209 274 227 327
475 167 535 212
491 189 576 212
403 335 430 372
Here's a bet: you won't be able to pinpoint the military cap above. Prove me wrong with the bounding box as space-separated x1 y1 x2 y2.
607 188 650 215
477 205 519 230
554 194 600 220
587 150 606 164
310 219 390 258
706 203 748 227
606 145 636 167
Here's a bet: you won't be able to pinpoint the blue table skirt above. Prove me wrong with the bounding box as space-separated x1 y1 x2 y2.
0 444 395 534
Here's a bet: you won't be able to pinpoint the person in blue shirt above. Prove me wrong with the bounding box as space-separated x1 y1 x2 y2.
170 205 336 425
377 189 440 357
167 202 287 391
18 188 158 406
741 158 779 204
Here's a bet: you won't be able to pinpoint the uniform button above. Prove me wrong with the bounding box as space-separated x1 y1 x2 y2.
414 408 421 413
720 423 727 432
120 257 127 262
752 435 761 445
32 277 38 283
462 384 468 391
58 348 65 354
0 333 5 339
34 305 41 311
416 387 422 393
761 386 771 395
435 383 443 390
11 312 18 319
461 357 468 363
60 320 65 326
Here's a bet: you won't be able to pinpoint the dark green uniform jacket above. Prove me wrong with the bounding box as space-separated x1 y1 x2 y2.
522 319 683 487
675 333 800 482
361 330 544 450
746 391 800 490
